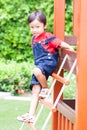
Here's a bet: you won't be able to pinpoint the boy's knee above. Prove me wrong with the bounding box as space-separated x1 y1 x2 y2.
33 67 42 77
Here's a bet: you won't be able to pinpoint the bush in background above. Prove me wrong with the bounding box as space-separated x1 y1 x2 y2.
0 0 54 62
0 0 73 94
0 61 34 94
0 0 72 61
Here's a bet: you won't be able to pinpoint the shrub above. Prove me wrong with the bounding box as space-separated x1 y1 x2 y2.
0 0 73 61
0 0 54 62
0 61 34 94
65 0 73 35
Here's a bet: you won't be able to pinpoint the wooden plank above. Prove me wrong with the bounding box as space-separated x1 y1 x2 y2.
57 101 75 124
61 115 65 130
59 49 77 74
69 121 73 130
65 118 69 130
64 35 77 45
58 112 61 130
52 73 70 85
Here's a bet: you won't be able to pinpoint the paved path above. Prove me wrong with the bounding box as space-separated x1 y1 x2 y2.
0 92 31 101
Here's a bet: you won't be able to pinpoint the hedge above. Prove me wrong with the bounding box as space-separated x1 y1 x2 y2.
0 0 54 61
0 0 72 61
0 0 73 94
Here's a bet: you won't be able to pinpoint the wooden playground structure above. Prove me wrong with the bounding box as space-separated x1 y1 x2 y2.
53 0 87 130
19 0 87 130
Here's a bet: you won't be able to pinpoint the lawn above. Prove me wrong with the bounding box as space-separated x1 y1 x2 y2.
0 74 76 130
0 99 51 130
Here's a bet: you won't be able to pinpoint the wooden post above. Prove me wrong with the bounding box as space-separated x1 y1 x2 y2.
73 0 80 36
52 0 65 130
54 0 65 39
75 0 87 130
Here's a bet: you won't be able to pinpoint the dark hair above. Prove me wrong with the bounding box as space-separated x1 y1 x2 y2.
28 11 46 25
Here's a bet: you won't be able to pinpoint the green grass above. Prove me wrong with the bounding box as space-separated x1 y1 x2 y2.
0 99 51 130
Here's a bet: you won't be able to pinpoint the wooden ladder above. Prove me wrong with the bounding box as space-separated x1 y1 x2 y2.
19 53 76 130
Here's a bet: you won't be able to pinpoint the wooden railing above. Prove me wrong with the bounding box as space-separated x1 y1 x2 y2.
52 35 77 130
57 100 75 130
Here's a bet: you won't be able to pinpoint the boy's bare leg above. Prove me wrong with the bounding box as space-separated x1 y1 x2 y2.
33 67 48 89
29 84 41 116
16 84 41 122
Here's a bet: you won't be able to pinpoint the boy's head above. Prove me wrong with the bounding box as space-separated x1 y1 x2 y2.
28 11 46 26
28 11 47 37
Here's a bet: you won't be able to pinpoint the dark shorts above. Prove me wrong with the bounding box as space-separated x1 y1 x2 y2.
29 60 57 90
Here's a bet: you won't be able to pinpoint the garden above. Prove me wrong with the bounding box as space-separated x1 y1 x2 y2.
0 0 76 129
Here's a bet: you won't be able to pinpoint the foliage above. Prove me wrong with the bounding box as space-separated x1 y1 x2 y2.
0 0 54 62
0 0 73 61
65 0 73 35
0 61 34 94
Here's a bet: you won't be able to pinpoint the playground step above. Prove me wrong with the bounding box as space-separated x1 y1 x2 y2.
52 72 70 85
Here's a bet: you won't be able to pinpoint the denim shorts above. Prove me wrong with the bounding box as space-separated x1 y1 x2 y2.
29 59 57 90
29 65 49 90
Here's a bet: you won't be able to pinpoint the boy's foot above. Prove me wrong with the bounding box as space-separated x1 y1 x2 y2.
39 88 49 98
17 113 35 123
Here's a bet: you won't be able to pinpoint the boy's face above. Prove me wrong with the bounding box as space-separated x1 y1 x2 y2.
29 19 46 37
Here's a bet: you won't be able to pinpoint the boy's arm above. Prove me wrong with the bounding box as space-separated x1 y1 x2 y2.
60 41 74 51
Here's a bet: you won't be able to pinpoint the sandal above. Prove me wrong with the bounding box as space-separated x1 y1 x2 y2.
17 112 35 123
39 88 49 98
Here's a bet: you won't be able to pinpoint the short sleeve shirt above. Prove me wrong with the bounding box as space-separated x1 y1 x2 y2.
32 32 61 54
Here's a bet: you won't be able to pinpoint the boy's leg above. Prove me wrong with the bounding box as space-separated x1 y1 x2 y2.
17 84 41 123
29 84 41 116
33 67 48 89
